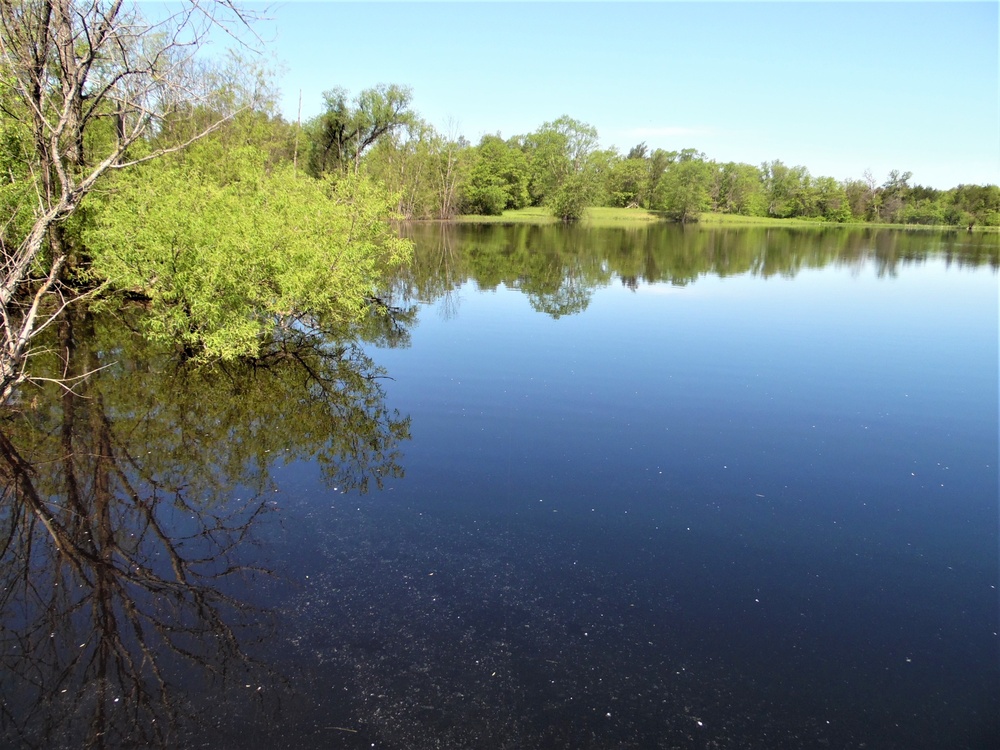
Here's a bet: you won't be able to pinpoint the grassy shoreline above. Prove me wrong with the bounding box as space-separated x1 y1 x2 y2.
443 207 998 232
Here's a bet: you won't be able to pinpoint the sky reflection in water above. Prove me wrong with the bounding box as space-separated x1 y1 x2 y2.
1 226 996 749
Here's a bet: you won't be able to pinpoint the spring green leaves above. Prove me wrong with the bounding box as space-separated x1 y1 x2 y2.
83 140 411 360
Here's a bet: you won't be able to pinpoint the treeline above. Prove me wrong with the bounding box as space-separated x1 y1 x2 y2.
292 84 1000 227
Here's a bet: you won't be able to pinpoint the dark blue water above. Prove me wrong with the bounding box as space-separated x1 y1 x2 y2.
1 225 997 748
332 230 998 748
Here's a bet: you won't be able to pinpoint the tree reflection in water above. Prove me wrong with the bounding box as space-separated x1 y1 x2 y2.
395 222 999 317
0 309 410 748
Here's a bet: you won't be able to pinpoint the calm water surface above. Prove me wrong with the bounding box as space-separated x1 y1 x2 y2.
1 225 996 748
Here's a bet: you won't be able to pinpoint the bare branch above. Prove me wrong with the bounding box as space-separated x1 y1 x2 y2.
0 0 260 402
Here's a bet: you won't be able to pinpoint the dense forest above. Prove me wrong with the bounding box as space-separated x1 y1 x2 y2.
0 1 996 403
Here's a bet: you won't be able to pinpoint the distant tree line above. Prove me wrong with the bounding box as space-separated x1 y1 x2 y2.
297 86 999 228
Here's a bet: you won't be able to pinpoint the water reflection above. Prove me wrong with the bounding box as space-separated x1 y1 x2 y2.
396 223 998 316
1 225 994 748
0 310 410 748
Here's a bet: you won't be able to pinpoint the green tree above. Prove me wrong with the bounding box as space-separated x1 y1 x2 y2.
522 115 599 216
843 178 871 221
82 139 412 360
712 162 766 216
604 157 649 207
463 134 530 215
306 84 414 177
549 171 593 222
626 142 649 160
646 149 676 207
761 160 816 218
945 183 1000 228
432 127 471 219
814 176 851 222
761 160 794 217
0 0 260 402
903 198 945 225
863 169 883 221
881 169 913 223
363 119 437 218
0 70 34 265
654 156 712 223
362 119 469 219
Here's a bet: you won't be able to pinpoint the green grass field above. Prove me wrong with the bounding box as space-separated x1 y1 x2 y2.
697 212 828 227
452 207 558 224
449 207 997 232
453 206 662 226
696 212 998 232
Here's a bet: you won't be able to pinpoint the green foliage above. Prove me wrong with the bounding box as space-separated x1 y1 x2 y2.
842 179 870 220
903 199 945 225
804 176 848 222
523 116 598 207
463 135 530 215
946 184 1000 228
584 148 618 208
604 157 650 208
654 158 712 223
364 127 425 216
294 89 998 231
463 181 507 216
306 84 414 177
82 143 411 360
550 172 593 222
0 71 34 259
711 162 766 216
760 160 815 218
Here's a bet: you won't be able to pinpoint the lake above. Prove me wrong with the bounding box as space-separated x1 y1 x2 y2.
0 224 996 749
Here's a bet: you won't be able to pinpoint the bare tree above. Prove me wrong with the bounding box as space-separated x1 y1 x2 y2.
0 0 257 403
863 168 881 221
435 120 467 220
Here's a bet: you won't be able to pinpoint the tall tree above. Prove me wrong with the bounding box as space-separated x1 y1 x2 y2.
712 162 766 216
463 134 529 215
363 118 438 218
364 120 470 219
646 148 676 208
433 124 469 219
880 169 912 223
843 178 871 220
945 183 1000 229
604 156 649 208
306 84 414 177
761 160 813 218
863 169 882 221
523 115 599 218
654 155 712 223
814 176 851 222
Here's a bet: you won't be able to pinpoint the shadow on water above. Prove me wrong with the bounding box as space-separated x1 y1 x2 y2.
0 308 410 748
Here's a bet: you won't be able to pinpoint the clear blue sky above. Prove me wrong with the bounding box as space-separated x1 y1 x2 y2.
219 2 998 189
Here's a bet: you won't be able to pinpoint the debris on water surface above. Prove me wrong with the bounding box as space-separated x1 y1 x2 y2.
273 499 871 750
